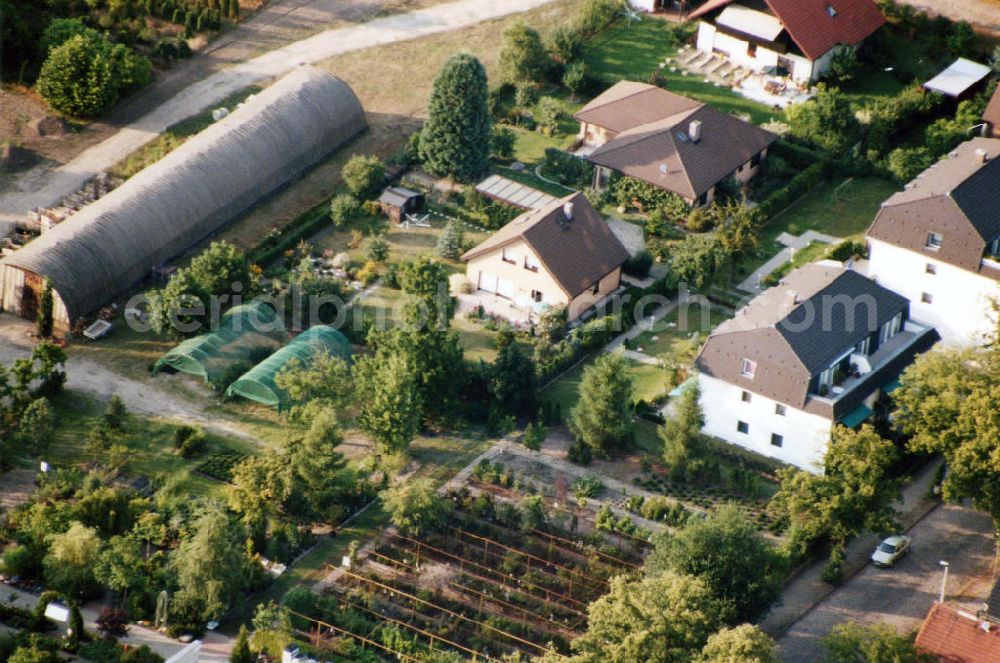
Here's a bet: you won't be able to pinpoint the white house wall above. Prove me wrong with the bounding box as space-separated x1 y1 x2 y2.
867 238 1000 346
695 21 820 82
698 373 832 473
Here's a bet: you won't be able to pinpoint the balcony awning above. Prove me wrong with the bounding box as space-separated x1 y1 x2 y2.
840 404 873 429
716 5 785 42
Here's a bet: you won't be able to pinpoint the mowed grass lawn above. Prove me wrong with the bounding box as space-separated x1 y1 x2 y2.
631 303 730 359
585 18 782 125
757 176 900 256
542 354 666 414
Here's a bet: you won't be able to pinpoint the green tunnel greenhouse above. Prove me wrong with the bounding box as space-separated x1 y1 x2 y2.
152 302 281 383
225 325 353 409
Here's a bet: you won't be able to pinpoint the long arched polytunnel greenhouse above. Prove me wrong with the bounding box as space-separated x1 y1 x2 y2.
225 325 352 409
152 302 283 383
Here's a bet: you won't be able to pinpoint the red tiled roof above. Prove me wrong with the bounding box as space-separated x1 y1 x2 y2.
689 0 886 61
916 602 1000 663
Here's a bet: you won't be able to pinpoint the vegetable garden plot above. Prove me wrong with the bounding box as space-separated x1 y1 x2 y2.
315 494 646 661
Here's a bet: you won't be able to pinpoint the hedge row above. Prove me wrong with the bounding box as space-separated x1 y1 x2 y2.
758 161 828 219
248 202 329 267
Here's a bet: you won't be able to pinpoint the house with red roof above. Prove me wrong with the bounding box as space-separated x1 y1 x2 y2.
916 602 1000 663
688 0 886 83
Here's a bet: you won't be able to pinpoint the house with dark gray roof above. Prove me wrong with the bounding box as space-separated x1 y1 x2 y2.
866 137 1000 346
696 262 937 472
461 193 629 323
573 81 776 207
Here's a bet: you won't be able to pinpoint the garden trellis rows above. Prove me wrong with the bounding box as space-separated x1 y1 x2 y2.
321 503 646 659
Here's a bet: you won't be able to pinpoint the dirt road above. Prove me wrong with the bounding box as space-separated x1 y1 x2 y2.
0 0 553 228
900 0 1000 35
0 314 254 441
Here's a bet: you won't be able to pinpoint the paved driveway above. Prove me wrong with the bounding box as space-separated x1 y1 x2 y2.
777 503 996 661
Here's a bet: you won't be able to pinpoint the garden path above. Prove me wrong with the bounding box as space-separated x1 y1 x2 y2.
0 314 256 443
0 0 555 228
737 230 841 294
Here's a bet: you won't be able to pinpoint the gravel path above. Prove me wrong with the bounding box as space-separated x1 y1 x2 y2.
0 314 254 442
0 0 553 228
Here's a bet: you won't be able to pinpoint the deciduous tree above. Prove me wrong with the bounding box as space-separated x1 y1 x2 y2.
355 350 423 454
769 425 900 556
171 506 249 621
499 21 551 84
568 571 720 663
823 622 933 663
381 478 452 536
647 504 783 624
786 84 861 154
698 624 779 663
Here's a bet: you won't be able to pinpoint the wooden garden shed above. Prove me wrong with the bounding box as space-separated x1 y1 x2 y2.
378 186 423 223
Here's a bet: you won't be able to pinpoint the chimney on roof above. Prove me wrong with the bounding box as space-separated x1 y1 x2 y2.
563 201 574 220
689 120 702 143
974 148 989 164
787 290 799 307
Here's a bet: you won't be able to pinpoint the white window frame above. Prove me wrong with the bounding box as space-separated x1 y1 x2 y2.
740 358 757 379
925 232 943 251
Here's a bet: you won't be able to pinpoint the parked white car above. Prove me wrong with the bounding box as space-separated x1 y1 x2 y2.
871 535 911 567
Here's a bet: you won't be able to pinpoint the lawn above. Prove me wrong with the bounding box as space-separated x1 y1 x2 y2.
44 390 257 498
754 176 900 259
630 303 730 359
584 17 781 125
542 353 666 414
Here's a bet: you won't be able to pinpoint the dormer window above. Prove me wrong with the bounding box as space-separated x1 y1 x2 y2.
740 358 757 378
826 4 837 17
989 238 1000 258
925 232 943 251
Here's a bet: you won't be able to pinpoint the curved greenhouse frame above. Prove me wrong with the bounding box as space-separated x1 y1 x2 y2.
152 302 279 382
225 325 352 409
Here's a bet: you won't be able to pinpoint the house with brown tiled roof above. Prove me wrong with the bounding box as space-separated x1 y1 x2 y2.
983 86 1000 138
866 138 1000 347
461 193 629 323
688 0 886 83
695 262 937 471
916 602 1000 663
574 81 776 207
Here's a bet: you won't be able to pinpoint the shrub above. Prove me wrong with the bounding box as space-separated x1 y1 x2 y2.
514 83 540 109
173 425 206 458
541 147 590 187
356 261 378 285
499 21 552 84
535 97 563 134
330 193 360 226
546 25 583 64
886 146 935 183
522 421 547 450
826 239 865 262
571 474 603 500
624 250 653 278
96 607 129 638
575 0 622 37
365 234 389 262
492 126 516 160
758 162 827 219
341 155 386 200
562 60 588 100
